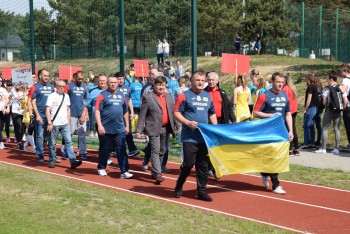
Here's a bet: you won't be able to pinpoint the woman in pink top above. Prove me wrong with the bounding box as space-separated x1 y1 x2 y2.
283 74 299 156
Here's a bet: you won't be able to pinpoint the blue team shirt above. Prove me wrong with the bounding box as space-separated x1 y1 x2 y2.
175 89 216 143
254 89 290 119
66 82 87 117
124 77 133 87
117 84 131 103
129 82 143 108
29 82 55 119
167 79 180 99
85 87 104 110
95 89 128 134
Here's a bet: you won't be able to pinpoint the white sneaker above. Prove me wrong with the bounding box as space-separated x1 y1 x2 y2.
262 175 269 188
331 149 340 154
107 159 113 165
32 148 36 154
273 186 286 195
0 142 4 149
315 149 326 154
61 144 65 154
98 169 107 176
120 171 133 179
22 135 26 141
6 138 11 143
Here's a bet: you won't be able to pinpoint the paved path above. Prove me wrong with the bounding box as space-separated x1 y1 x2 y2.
290 149 350 172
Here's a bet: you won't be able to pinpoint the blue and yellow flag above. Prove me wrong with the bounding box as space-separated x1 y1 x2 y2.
197 115 290 178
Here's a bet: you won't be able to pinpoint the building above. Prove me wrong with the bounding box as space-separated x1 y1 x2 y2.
0 35 24 62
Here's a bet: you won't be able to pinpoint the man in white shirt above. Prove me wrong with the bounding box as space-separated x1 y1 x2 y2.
156 39 164 65
162 38 170 61
46 80 82 169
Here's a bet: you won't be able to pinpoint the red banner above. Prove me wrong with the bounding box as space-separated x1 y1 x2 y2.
1 67 13 79
134 59 149 78
221 53 250 75
58 66 83 80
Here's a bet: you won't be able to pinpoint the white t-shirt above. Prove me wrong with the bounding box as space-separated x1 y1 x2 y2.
162 42 170 53
0 87 9 111
10 88 24 115
157 43 163 54
46 92 71 126
342 77 350 107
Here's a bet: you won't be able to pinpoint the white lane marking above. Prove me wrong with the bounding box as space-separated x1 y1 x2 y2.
0 160 305 234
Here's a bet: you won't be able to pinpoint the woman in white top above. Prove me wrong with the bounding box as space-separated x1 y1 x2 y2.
0 79 9 149
10 85 26 149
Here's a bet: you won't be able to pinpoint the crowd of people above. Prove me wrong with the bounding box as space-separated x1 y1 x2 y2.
0 60 349 201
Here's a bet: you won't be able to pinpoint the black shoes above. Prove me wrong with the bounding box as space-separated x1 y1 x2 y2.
198 193 213 202
71 160 82 169
175 186 183 198
48 161 55 168
161 166 172 174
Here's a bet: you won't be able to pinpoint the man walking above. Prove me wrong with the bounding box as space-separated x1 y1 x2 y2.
253 72 293 195
46 80 82 169
174 70 217 202
136 76 178 184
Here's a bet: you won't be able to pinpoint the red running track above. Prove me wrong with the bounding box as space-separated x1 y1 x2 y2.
1 143 349 233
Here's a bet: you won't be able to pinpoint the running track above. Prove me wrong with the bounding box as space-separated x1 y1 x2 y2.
1 143 349 233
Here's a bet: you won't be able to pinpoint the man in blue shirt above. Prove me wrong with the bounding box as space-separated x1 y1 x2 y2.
28 69 55 162
174 70 217 202
95 75 133 179
65 71 88 159
254 72 293 195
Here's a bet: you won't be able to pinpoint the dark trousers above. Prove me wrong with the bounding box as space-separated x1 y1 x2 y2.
291 112 299 150
314 110 323 144
149 126 168 175
0 112 4 142
157 53 164 64
3 112 10 138
98 132 129 173
176 142 209 194
261 173 280 190
343 107 350 145
12 113 25 143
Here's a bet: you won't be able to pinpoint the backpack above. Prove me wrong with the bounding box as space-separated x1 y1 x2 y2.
329 84 344 112
317 87 325 110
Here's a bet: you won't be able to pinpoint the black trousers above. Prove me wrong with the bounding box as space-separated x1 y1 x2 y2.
261 173 280 190
343 107 350 145
11 113 25 143
291 112 299 150
176 142 209 194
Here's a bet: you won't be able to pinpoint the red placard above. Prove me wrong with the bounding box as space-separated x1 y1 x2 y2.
221 53 250 75
1 67 13 79
19 65 38 75
134 59 149 78
58 65 83 80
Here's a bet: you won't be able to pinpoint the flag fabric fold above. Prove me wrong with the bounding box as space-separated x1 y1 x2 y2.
197 114 290 178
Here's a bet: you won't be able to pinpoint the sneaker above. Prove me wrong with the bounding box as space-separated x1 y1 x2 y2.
110 152 116 157
0 142 5 149
71 160 82 169
6 138 11 143
154 175 164 185
17 143 23 150
32 148 36 154
293 149 300 156
55 157 61 163
315 149 326 154
128 150 140 157
198 193 213 202
142 164 149 170
300 145 310 149
262 175 269 188
80 153 89 160
98 169 107 176
161 166 172 174
120 171 133 179
289 150 294 157
331 149 340 154
107 159 113 165
23 143 29 152
48 161 55 168
344 144 350 150
22 135 26 142
175 186 183 197
38 158 44 163
273 186 286 195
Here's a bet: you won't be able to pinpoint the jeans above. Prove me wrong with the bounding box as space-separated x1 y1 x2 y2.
291 112 299 150
48 124 76 164
98 132 129 173
314 110 323 144
70 117 86 154
34 117 48 158
303 106 318 145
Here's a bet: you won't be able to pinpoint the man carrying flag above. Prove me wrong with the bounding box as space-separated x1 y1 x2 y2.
253 72 293 194
174 70 217 202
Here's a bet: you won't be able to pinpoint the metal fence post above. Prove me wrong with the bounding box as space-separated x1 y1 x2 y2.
335 8 339 61
319 5 322 57
191 0 197 72
119 0 125 73
301 2 305 57
30 0 35 71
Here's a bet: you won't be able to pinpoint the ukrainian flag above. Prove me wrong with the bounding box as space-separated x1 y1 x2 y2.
197 114 290 178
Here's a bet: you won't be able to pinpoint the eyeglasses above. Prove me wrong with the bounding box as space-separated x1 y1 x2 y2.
58 85 66 88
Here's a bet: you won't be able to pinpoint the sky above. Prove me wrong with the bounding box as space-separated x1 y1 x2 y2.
1 0 52 15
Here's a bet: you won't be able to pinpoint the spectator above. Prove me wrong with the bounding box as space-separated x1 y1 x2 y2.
231 75 251 122
46 80 82 169
235 33 242 54
254 33 261 54
162 38 170 61
254 72 293 195
156 39 164 65
248 69 258 112
167 70 179 99
95 75 133 179
300 74 319 149
175 60 185 80
124 70 134 87
174 69 217 202
136 76 178 184
174 76 190 101
339 63 350 150
28 69 55 162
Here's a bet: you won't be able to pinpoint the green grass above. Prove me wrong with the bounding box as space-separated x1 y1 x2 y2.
0 163 290 234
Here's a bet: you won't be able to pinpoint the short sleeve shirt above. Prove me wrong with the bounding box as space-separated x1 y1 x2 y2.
28 82 55 118
118 84 131 103
174 89 215 143
304 84 319 107
0 87 9 111
65 82 88 117
254 89 290 119
46 92 71 126
95 89 128 134
342 77 350 107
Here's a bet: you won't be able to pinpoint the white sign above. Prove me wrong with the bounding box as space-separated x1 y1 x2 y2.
11 67 33 86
